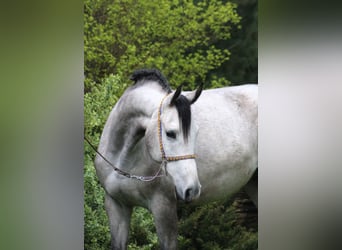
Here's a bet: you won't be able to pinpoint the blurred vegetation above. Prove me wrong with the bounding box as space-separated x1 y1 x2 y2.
84 0 257 249
212 0 257 85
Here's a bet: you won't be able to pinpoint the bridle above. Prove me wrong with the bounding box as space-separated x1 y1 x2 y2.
85 94 196 182
157 94 196 163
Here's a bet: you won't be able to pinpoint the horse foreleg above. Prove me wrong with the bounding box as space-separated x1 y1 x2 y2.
104 193 132 250
150 195 178 250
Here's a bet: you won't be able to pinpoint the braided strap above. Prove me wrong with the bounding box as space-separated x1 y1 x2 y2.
166 154 196 162
158 94 196 163
157 95 168 159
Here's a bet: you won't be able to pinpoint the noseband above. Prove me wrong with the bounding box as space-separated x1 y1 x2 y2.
157 94 196 163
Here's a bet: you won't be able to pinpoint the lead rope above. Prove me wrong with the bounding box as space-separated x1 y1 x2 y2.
84 136 164 182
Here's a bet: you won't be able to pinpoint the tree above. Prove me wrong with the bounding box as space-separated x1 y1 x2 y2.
84 0 241 90
211 0 258 84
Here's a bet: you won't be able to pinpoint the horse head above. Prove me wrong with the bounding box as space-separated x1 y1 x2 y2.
145 84 203 202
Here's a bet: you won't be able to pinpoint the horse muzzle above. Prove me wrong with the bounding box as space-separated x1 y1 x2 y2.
178 182 201 202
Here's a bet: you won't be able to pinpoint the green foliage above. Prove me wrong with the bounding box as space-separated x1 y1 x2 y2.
84 74 127 138
84 75 125 250
84 0 241 89
178 200 257 250
128 208 159 250
212 0 258 84
84 165 110 250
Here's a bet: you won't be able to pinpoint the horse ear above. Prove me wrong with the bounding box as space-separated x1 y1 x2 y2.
185 83 203 105
170 84 183 106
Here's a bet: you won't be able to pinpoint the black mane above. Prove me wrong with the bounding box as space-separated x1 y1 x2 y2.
173 95 191 141
130 68 191 141
130 69 172 93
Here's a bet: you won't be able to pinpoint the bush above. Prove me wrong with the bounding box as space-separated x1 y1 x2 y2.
84 75 125 250
178 200 257 250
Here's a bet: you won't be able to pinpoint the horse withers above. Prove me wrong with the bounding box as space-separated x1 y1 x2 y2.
94 69 258 249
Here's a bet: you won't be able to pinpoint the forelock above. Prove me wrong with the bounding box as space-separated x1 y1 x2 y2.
173 95 191 142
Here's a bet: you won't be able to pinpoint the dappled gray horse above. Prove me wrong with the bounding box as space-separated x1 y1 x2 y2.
94 69 258 249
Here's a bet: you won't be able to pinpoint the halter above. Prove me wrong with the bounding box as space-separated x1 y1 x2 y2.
157 94 196 163
85 94 196 182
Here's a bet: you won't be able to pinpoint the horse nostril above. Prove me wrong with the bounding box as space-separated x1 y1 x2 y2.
184 184 201 202
185 188 193 202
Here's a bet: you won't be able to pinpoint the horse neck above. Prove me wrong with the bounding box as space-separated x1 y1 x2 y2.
99 84 165 173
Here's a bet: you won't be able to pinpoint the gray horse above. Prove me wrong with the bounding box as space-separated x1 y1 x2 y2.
94 69 258 249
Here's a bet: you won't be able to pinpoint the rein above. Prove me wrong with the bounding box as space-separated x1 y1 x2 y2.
85 94 196 182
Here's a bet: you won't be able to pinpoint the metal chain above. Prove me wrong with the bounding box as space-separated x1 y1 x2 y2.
84 136 164 182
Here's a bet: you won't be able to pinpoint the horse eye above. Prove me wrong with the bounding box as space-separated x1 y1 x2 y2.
166 131 176 139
